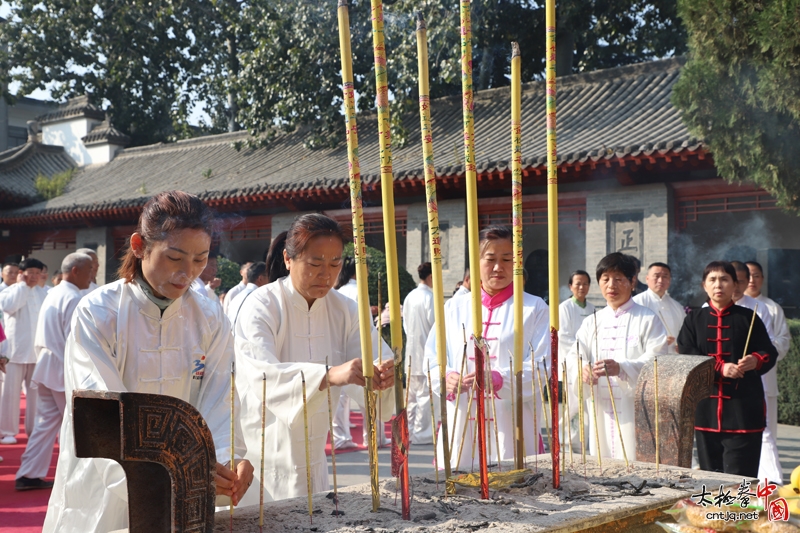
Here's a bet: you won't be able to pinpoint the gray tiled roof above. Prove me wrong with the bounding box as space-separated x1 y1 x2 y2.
0 142 76 206
1 57 699 220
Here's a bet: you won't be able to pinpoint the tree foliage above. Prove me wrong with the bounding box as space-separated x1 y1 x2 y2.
343 242 415 307
216 256 242 293
0 0 239 146
2 0 686 148
237 0 687 148
672 0 800 210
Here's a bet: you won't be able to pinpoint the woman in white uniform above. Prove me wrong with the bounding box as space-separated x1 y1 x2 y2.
425 226 550 471
234 214 395 506
44 191 253 533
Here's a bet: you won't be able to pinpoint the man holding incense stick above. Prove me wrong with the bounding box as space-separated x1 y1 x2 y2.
572 253 668 462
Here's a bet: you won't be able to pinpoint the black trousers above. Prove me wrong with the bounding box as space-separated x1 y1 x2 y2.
695 430 762 478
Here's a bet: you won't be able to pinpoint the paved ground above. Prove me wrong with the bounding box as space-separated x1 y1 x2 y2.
332 422 800 488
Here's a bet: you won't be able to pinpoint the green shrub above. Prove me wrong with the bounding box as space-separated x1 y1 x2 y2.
343 242 415 308
777 319 800 426
34 168 74 200
216 256 242 294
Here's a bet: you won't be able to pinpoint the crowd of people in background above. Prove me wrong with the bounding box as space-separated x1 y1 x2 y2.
0 189 790 531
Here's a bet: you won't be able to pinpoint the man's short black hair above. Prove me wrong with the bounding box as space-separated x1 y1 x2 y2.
2 262 18 269
647 262 671 273
568 270 591 286
730 260 750 280
418 262 432 281
19 258 45 271
745 260 763 275
596 253 637 283
246 262 267 284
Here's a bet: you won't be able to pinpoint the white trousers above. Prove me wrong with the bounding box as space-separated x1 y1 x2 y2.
407 375 434 445
16 385 65 479
332 391 354 448
757 395 782 482
0 362 37 437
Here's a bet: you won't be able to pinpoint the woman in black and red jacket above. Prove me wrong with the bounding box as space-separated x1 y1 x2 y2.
677 260 777 477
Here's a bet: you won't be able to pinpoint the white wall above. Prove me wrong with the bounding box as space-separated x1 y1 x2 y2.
41 118 100 166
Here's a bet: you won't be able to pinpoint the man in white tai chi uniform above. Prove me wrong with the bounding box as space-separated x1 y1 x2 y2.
633 262 685 353
15 252 93 490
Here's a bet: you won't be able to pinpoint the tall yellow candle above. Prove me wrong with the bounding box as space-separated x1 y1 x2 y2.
459 0 489 500
545 0 561 489
336 0 379 511
510 41 525 471
415 10 452 480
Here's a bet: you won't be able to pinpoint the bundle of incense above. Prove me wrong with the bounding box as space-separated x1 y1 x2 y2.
455 381 476 470
654 355 659 473
324 358 340 515
427 361 440 488
537 362 552 451
508 354 517 465
449 324 468 459
577 344 586 476
230 362 235 529
563 361 572 468
603 361 629 469
485 347 502 470
591 310 602 472
260 373 266 531
300 371 313 523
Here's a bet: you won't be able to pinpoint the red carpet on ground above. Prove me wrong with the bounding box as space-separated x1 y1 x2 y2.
0 393 59 533
324 411 393 456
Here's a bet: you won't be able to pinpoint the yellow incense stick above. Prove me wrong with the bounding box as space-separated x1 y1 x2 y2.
654 355 659 473
508 354 517 465
510 40 526 472
427 361 440 487
449 325 468 459
324 358 340 515
563 361 572 468
259 372 266 530
535 362 551 450
455 382 475 470
602 361 629 469
230 362 235 520
544 0 561 490
416 11 451 479
336 0 379 511
530 345 538 472
485 349 502 470
577 345 586 466
743 303 758 358
591 310 602 472
300 371 313 523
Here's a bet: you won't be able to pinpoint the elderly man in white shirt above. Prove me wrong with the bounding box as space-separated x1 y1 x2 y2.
223 261 253 315
402 262 436 444
14 253 94 490
633 262 685 353
744 261 790 483
226 262 268 331
75 248 100 295
0 258 48 444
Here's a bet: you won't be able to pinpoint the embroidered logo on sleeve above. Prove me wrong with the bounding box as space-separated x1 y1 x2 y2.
192 355 206 380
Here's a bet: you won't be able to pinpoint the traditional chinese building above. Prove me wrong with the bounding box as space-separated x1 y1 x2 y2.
1 58 798 311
